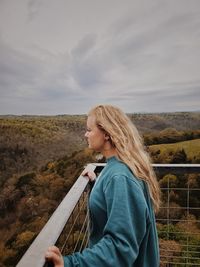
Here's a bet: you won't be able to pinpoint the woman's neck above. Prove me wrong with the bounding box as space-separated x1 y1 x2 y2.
102 147 117 159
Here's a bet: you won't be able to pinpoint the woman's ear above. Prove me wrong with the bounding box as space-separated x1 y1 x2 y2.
104 134 110 141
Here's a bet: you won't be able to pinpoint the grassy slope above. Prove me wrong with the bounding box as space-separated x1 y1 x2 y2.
149 139 200 161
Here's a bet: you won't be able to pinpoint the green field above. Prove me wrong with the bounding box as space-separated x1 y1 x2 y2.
149 138 200 162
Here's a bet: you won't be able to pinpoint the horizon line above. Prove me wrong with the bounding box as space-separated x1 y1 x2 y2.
0 110 200 117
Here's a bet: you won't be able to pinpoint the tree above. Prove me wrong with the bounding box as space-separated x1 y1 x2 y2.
171 149 187 163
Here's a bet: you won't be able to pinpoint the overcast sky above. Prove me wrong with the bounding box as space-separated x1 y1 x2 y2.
0 0 199 115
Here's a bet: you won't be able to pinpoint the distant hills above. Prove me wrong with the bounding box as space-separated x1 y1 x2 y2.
0 111 199 267
0 112 199 184
129 111 200 133
0 115 86 184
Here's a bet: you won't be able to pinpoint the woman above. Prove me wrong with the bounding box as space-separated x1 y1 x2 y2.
45 104 160 267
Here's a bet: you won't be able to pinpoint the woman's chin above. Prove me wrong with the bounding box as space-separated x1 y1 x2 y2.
88 144 93 149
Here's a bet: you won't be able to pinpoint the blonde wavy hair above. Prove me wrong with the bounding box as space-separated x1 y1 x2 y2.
88 104 161 212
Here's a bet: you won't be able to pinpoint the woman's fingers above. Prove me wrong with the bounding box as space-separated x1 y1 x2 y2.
45 246 64 267
81 170 96 181
47 246 62 256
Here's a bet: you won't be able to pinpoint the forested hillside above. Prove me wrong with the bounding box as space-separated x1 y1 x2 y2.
0 112 199 266
0 148 98 266
129 112 200 132
0 115 86 185
0 112 199 184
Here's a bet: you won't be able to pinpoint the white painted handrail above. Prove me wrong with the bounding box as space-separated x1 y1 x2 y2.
16 163 96 267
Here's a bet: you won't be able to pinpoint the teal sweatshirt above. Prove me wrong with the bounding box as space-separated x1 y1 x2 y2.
63 156 160 266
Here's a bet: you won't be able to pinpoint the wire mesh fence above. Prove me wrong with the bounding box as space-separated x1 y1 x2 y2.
55 185 91 255
55 165 200 267
16 164 200 267
156 168 200 266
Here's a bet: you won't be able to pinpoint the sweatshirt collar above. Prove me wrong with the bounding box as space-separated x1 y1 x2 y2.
106 155 118 163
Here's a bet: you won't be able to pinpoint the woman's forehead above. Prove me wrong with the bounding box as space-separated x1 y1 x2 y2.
87 115 97 126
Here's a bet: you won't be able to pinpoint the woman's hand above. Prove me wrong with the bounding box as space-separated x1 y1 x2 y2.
45 246 64 267
81 169 96 182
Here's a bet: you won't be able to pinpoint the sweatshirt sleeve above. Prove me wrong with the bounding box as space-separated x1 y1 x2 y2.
63 175 148 267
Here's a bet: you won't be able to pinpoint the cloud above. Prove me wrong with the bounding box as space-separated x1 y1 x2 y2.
71 34 97 59
67 0 200 100
0 40 43 98
0 0 200 114
70 34 106 90
27 0 45 21
0 38 78 102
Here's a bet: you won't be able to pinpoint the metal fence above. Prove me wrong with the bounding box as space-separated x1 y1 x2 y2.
155 165 200 266
16 164 200 267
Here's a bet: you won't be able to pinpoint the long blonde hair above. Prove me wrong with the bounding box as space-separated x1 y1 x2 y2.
88 104 161 212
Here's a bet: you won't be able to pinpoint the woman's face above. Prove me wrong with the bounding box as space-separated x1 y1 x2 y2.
85 115 107 152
